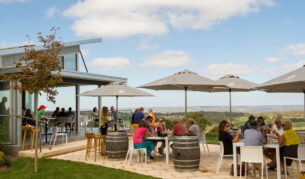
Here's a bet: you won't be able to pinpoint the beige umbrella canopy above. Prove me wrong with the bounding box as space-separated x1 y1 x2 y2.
139 70 224 126
255 65 305 117
80 82 153 130
209 74 257 124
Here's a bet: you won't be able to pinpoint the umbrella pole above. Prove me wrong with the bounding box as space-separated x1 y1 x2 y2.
185 87 188 131
116 95 118 132
229 89 232 129
303 90 305 118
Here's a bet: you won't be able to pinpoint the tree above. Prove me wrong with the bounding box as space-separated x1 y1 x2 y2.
0 27 63 172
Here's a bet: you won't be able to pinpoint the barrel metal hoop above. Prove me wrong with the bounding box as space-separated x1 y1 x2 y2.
173 159 200 162
174 164 199 168
106 151 127 153
173 146 200 149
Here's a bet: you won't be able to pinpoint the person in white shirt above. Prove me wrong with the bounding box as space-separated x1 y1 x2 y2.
271 115 284 136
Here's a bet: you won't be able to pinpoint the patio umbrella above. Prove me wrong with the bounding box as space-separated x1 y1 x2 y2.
80 82 153 130
255 65 305 118
208 74 257 125
138 70 223 127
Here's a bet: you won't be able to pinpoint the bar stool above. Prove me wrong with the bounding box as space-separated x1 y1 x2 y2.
22 126 42 152
85 132 105 161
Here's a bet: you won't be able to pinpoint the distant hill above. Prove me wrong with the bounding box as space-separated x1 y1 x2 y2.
120 105 304 113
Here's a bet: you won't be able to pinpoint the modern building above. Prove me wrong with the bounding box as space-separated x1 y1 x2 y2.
0 38 127 155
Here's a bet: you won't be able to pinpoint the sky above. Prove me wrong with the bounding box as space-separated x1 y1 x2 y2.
1 0 305 111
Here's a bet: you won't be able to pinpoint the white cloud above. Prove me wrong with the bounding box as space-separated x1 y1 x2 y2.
46 6 58 18
264 57 286 63
137 38 158 51
63 0 274 38
140 50 194 67
88 57 131 71
202 63 258 78
284 43 305 56
262 60 305 74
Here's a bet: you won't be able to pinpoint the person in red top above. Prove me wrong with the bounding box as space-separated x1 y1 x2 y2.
172 120 186 136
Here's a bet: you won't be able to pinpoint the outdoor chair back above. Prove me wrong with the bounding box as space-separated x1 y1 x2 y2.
298 144 305 160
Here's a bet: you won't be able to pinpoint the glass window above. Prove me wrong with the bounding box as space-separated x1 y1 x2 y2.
0 80 12 144
64 54 77 71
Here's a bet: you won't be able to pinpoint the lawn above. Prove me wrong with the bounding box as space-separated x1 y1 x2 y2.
0 158 158 179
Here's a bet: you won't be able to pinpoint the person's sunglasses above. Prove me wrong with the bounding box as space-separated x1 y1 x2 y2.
282 124 285 127
225 125 229 128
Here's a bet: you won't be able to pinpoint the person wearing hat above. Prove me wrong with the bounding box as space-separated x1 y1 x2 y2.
38 105 47 121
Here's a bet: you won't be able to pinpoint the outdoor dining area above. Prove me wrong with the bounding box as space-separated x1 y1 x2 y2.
59 67 305 179
18 66 305 179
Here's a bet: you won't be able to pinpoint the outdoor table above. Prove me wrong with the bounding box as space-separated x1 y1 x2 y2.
146 136 169 165
233 142 281 179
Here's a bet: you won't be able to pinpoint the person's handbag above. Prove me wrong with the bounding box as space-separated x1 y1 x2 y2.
300 171 305 179
230 163 247 176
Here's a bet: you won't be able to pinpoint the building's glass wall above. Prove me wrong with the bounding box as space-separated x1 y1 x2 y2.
62 54 77 71
0 81 12 144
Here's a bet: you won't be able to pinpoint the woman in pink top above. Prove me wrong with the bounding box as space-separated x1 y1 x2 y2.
133 121 160 161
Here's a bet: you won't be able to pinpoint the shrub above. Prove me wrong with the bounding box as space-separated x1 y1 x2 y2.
3 155 11 167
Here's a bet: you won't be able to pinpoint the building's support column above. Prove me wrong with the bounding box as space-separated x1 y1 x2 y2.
11 80 17 145
16 81 22 145
76 84 80 134
98 84 102 126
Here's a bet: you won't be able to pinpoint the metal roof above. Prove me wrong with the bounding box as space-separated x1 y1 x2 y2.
0 38 102 56
0 67 127 86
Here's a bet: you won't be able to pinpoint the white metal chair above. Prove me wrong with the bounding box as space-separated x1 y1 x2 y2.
240 146 268 179
284 144 305 179
49 126 68 150
125 139 147 166
201 133 210 156
216 141 233 174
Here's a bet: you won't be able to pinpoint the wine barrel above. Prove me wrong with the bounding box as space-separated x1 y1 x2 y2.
173 136 200 172
106 131 128 160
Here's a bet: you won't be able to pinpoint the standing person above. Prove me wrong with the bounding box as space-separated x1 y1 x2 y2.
38 105 47 121
148 108 155 125
242 115 256 134
92 107 99 123
244 120 266 176
133 107 144 124
100 106 109 134
110 106 118 131
52 107 60 118
133 121 161 162
187 118 200 139
24 109 34 126
218 120 241 155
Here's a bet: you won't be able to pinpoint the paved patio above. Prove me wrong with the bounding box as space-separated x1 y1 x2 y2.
51 143 303 179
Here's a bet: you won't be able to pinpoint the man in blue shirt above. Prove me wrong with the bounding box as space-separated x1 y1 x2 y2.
242 115 256 134
133 107 144 124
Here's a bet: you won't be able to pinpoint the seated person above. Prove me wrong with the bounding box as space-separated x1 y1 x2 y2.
218 120 241 155
272 115 284 136
144 116 153 132
172 120 186 136
242 115 256 134
187 118 200 139
157 121 169 155
58 108 67 117
133 121 161 161
52 107 60 118
244 120 266 175
22 109 34 126
273 121 300 172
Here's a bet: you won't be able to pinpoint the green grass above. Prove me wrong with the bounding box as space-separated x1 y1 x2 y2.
0 158 158 179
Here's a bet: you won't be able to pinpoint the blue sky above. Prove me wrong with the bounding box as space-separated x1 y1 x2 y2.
1 0 305 111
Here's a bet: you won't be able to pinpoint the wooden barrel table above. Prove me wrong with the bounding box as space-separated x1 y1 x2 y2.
173 136 200 172
106 131 128 160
